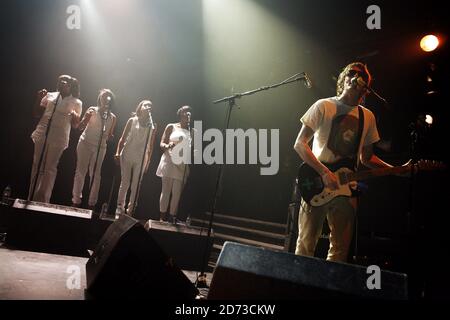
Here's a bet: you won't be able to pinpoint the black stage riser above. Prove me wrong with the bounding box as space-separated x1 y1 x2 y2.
2 199 111 257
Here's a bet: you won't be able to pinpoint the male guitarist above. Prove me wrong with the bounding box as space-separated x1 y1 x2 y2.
293 62 408 262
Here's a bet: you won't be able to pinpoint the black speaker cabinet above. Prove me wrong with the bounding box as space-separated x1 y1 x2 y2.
208 242 408 300
86 214 199 300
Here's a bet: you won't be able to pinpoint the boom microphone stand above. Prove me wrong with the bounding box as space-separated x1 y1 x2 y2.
196 72 313 288
406 116 425 299
175 113 192 224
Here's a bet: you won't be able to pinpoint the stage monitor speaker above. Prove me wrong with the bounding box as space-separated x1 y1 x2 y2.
86 214 199 300
144 219 213 271
4 199 93 257
208 242 408 300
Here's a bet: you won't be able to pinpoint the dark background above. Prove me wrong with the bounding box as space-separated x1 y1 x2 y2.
1 0 448 262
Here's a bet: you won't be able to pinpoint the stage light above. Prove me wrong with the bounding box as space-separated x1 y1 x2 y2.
420 35 439 52
425 114 433 126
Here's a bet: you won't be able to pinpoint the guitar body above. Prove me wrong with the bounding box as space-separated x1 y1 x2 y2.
297 158 445 207
297 159 355 207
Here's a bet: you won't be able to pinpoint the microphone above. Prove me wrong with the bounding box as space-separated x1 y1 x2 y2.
101 110 109 132
303 73 312 89
351 76 369 89
104 96 112 111
101 96 112 132
147 108 154 127
186 112 191 132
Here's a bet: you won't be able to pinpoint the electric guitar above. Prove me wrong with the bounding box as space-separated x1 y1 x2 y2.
297 159 445 207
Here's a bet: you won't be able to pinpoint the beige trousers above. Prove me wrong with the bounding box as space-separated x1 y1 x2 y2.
295 196 357 262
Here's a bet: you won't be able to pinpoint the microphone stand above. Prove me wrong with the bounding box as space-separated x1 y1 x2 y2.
29 92 61 201
196 72 312 288
101 174 117 220
88 107 109 212
367 87 388 105
130 111 153 217
406 119 424 298
177 117 192 224
352 77 389 107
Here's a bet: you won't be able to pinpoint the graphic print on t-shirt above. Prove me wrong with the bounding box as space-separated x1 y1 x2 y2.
327 113 359 158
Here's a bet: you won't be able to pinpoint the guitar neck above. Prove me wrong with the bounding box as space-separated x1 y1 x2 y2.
346 165 410 182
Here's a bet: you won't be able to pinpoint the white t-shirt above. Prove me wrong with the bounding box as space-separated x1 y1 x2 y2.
121 116 155 162
31 92 83 149
80 107 115 148
301 97 380 164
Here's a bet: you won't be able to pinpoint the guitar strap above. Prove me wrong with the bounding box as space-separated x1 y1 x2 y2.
355 106 364 170
345 106 365 197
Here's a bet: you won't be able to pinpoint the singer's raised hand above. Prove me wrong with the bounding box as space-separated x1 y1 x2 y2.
70 109 81 128
33 89 49 118
77 107 95 131
37 89 48 99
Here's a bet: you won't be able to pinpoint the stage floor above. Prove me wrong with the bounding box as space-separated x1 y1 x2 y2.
0 245 211 300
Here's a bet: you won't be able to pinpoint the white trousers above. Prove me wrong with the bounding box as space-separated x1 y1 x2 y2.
295 197 356 262
117 156 144 215
72 139 107 206
28 138 65 203
159 176 185 216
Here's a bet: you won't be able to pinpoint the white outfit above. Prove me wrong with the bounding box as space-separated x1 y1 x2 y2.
72 107 115 206
29 92 82 203
117 116 155 214
295 97 380 262
156 125 191 216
